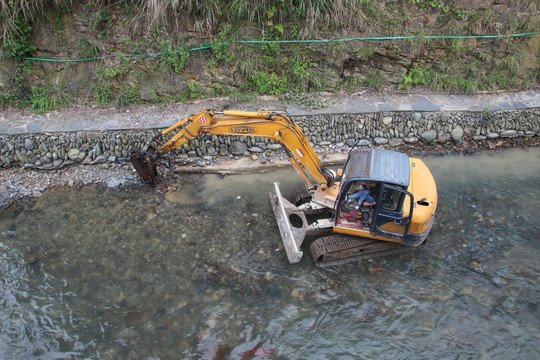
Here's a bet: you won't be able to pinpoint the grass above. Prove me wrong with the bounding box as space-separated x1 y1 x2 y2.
0 0 538 109
362 69 385 91
91 0 371 38
115 84 140 108
31 83 72 114
93 81 114 105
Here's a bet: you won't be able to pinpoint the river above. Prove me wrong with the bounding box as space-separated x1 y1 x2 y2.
1 148 539 359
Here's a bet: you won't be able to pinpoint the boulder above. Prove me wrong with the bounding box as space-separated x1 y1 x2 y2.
451 126 464 141
420 130 437 143
230 141 248 155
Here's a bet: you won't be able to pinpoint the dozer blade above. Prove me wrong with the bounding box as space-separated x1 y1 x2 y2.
130 148 158 183
269 182 309 264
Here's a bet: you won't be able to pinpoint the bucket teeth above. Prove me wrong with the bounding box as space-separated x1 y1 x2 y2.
130 149 158 183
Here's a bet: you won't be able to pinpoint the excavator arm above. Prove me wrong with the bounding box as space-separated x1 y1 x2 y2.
131 109 334 189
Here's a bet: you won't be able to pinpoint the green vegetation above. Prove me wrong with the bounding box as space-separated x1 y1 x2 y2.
30 83 72 114
253 71 288 95
159 39 190 75
92 66 115 105
363 69 385 91
116 84 140 108
408 0 449 13
1 12 36 60
92 81 114 105
0 90 17 107
173 80 203 102
0 0 538 112
77 37 102 59
399 64 427 93
92 8 113 38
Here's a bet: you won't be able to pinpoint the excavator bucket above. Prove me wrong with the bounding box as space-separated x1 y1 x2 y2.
130 148 158 183
269 182 309 264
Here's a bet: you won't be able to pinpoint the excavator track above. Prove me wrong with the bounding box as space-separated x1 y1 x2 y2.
310 234 404 266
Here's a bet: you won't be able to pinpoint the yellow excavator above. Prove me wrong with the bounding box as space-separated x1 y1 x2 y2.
131 109 437 265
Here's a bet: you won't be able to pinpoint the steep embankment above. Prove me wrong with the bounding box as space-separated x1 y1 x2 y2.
0 0 538 111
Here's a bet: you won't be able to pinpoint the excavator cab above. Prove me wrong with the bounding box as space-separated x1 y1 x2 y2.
336 179 413 240
331 148 435 249
334 148 412 240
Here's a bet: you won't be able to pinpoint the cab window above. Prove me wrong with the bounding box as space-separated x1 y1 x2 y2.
380 188 403 213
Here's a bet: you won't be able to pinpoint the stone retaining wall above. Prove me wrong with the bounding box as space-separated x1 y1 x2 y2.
1 109 538 169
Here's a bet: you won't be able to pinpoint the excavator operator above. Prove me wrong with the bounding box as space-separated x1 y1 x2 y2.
349 181 379 210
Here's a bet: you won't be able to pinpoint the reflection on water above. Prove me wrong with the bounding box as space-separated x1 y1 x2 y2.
1 148 539 359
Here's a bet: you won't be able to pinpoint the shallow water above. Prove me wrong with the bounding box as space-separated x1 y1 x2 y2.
1 148 539 359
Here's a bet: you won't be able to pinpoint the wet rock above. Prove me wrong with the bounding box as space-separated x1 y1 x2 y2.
267 144 282 150
15 149 25 162
404 136 418 143
24 252 39 264
248 146 264 153
25 138 34 151
490 276 508 287
382 116 392 126
501 130 517 137
230 141 247 155
68 148 80 160
451 126 464 141
438 132 451 142
107 177 127 188
421 130 437 143
218 144 229 156
374 137 388 145
345 139 356 146
125 311 141 327
470 259 485 273
94 155 106 164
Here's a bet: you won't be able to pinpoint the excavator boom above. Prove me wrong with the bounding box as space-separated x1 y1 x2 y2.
131 109 334 188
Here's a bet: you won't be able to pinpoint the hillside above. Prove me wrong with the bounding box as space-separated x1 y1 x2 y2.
0 0 539 113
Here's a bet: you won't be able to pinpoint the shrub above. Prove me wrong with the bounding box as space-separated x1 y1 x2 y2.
2 13 36 60
31 83 72 114
398 64 427 92
253 71 287 95
93 81 114 105
116 84 140 108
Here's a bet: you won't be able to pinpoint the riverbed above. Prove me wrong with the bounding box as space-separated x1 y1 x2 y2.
1 148 539 359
